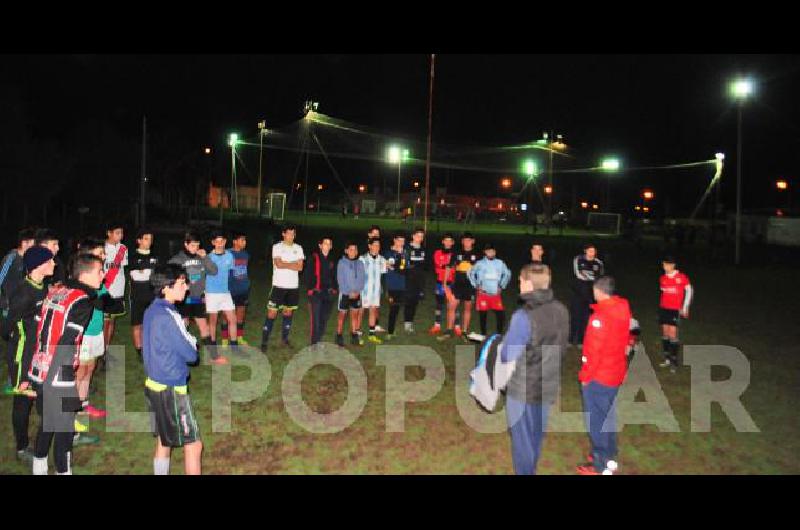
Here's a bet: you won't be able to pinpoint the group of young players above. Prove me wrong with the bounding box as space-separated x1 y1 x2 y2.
0 220 693 475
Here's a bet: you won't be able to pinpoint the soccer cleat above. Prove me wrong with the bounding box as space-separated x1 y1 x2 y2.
209 356 230 365
16 447 35 464
3 383 15 395
373 325 387 334
428 323 442 335
73 433 100 446
659 358 672 368
336 334 345 348
238 337 249 346
260 342 269 354
367 335 383 345
576 464 602 475
467 332 486 343
221 339 230 347
84 404 107 419
404 322 415 333
454 325 463 337
74 419 89 433
436 331 454 342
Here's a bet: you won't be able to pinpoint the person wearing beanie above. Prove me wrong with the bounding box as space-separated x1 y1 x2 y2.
2 247 54 464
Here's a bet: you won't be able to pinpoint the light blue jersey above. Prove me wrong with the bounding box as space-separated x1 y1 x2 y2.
360 252 387 307
206 250 235 294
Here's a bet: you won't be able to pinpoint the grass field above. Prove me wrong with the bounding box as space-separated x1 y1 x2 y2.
2 218 799 475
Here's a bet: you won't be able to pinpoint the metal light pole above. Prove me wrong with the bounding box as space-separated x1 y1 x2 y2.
735 104 743 265
257 120 266 216
228 133 239 213
139 116 147 226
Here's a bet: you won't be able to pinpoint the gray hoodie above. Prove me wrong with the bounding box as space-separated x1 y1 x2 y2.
168 250 218 303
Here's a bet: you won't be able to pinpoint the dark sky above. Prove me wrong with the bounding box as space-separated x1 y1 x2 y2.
4 54 799 213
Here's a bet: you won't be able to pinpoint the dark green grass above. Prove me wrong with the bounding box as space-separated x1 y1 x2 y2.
1 222 798 474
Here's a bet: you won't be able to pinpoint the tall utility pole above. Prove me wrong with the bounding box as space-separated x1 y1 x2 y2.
424 53 435 233
257 120 266 216
547 130 554 234
735 104 743 265
140 116 147 226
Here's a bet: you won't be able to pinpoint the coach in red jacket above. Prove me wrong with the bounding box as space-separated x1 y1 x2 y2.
577 275 631 475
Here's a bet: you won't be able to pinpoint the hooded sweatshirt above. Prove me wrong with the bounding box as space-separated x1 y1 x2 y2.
578 295 632 387
336 256 366 296
468 256 511 295
168 250 218 303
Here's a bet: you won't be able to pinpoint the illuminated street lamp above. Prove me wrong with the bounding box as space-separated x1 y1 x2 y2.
500 177 513 189
592 203 599 210
776 179 788 191
413 180 420 189
729 76 755 265
642 189 655 201
544 185 553 195
204 147 212 155
600 157 621 210
387 145 410 211
580 201 589 209
358 184 367 193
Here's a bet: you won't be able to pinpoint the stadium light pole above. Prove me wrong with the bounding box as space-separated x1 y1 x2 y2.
730 77 754 265
228 133 239 213
387 145 410 213
257 120 266 216
600 157 621 210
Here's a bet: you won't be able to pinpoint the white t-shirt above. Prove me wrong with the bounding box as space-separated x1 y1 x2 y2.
271 242 305 289
104 242 129 299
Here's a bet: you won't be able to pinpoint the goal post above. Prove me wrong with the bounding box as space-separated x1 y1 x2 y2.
265 192 286 220
587 212 622 236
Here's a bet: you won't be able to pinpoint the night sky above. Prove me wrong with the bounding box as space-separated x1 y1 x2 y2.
3 54 799 215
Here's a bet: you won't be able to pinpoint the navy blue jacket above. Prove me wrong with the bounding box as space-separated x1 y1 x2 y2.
143 298 198 387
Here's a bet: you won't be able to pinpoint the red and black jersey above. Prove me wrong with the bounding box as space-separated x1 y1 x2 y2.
433 247 456 284
659 271 693 312
28 280 95 386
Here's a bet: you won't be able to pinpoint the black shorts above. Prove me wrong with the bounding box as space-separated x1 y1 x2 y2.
145 385 200 448
268 287 299 311
178 301 207 319
338 294 362 311
452 280 476 302
103 297 126 318
231 291 250 307
130 298 153 326
658 308 681 327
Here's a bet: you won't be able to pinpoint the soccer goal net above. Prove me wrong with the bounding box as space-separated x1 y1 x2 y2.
265 193 286 220
587 212 622 236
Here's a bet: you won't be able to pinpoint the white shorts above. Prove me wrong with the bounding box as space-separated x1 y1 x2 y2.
205 292 235 313
361 292 381 309
80 334 105 363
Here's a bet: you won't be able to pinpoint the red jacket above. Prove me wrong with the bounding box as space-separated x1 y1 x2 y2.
578 295 631 387
433 248 455 284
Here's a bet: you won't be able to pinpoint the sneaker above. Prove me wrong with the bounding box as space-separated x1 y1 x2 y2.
436 331 453 342
467 332 486 343
454 325 463 337
336 335 345 348
260 342 269 354
428 323 442 335
73 433 100 446
367 334 383 345
84 404 107 419
404 322 415 333
16 447 35 463
74 419 89 433
221 339 230 347
3 383 15 395
209 356 230 365
373 325 387 334
576 464 602 475
659 358 672 368
238 337 249 346
351 334 364 347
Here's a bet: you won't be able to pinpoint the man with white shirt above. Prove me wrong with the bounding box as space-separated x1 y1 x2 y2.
102 222 128 352
261 224 305 353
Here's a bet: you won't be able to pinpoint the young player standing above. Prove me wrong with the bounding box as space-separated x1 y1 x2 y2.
468 242 512 340
305 236 338 346
570 244 604 346
428 234 455 335
143 265 203 475
129 228 159 361
658 256 693 371
384 234 408 339
403 228 427 333
29 254 103 475
261 225 305 352
102 222 128 349
336 242 366 347
226 232 250 345
360 238 387 344
451 233 480 341
36 229 66 288
168 232 219 360
2 247 54 463
205 231 237 358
